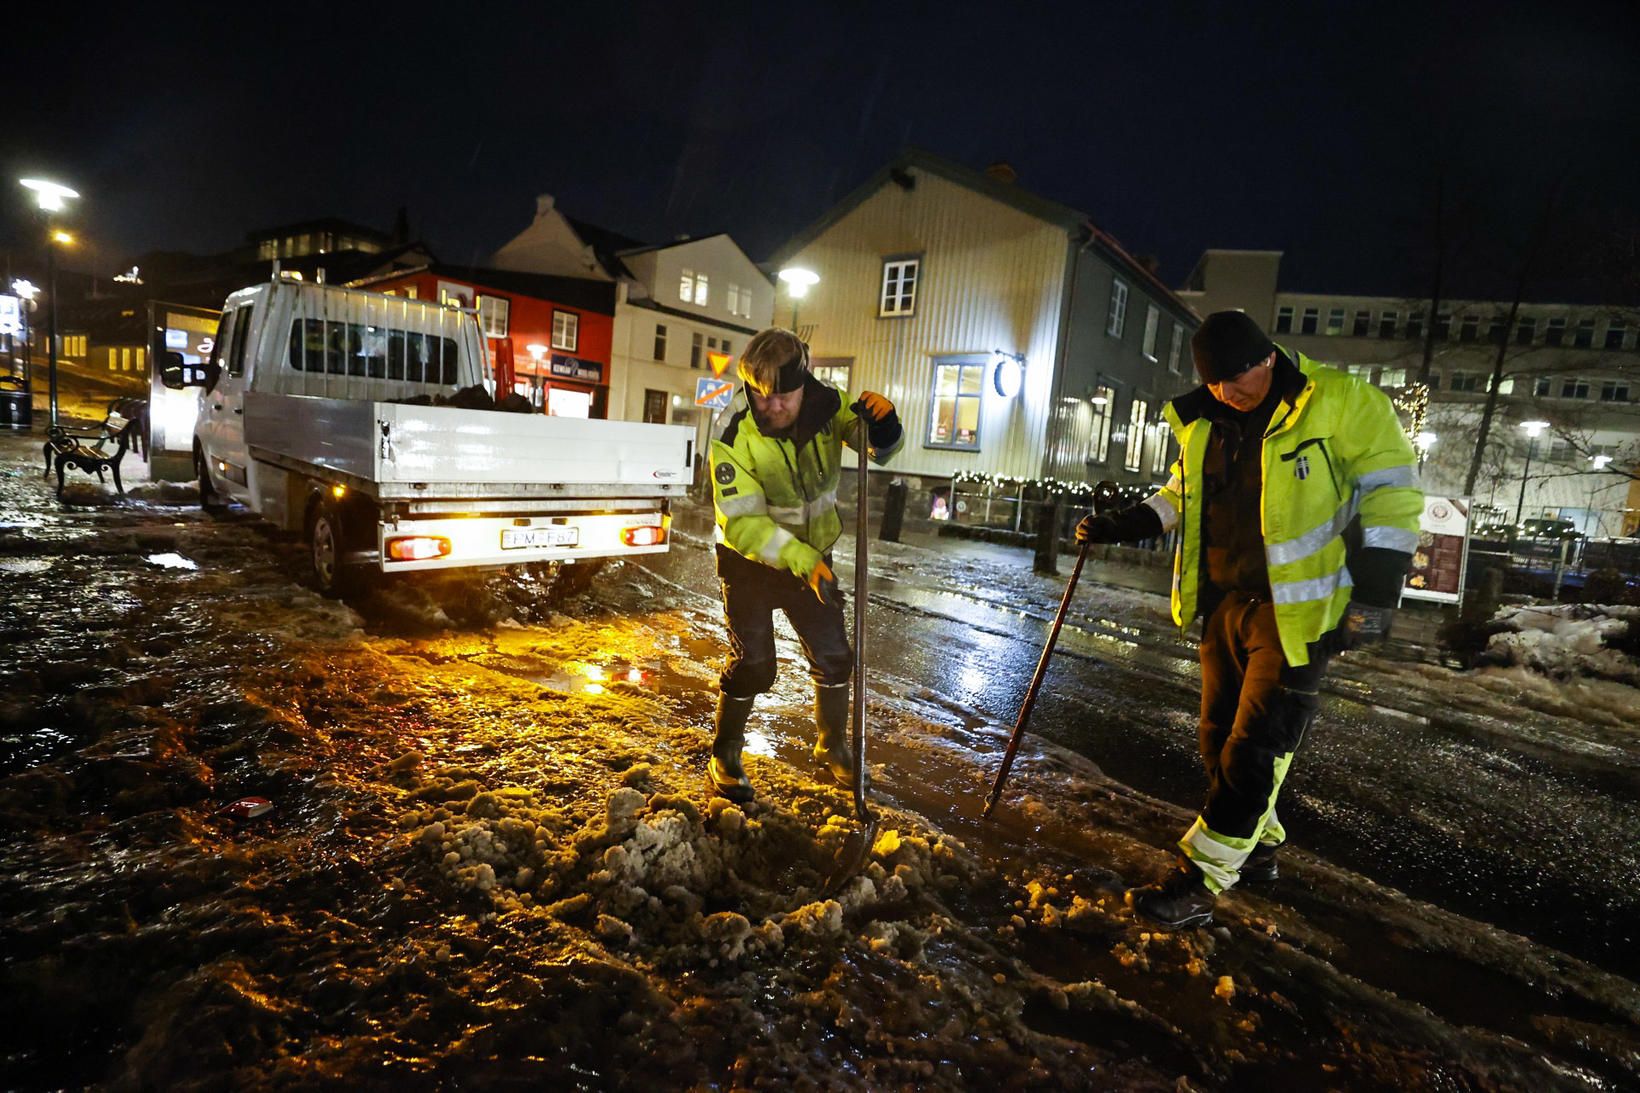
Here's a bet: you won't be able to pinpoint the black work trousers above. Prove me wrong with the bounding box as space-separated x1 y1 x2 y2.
719 561 851 698
1196 592 1329 841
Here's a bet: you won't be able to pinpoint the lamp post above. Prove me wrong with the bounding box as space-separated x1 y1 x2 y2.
776 266 819 333
1514 419 1550 524
20 179 80 427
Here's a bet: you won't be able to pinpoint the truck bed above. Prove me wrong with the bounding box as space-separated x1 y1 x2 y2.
243 392 693 502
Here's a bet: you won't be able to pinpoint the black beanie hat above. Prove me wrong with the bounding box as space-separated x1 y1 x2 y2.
1191 311 1276 383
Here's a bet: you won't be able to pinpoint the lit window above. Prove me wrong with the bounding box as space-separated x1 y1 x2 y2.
477 295 509 338
679 269 694 302
1123 398 1149 472
551 311 578 352
1142 305 1160 360
1150 420 1171 474
812 358 852 390
1087 387 1114 463
1107 280 1129 337
926 359 983 450
693 273 709 307
880 258 919 317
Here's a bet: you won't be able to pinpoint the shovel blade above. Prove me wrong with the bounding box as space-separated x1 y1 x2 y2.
820 815 878 898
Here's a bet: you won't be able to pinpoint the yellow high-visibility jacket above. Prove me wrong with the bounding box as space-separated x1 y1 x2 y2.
711 376 903 581
1144 348 1422 666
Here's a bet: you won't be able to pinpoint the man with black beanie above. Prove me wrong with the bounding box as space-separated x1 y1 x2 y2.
1077 310 1422 929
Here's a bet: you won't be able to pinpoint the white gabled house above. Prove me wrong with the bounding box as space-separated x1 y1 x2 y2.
769 149 1200 520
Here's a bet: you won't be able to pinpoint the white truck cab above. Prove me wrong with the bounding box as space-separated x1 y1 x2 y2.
169 277 693 595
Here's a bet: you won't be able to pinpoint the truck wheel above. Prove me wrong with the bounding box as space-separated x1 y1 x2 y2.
196 447 226 514
308 500 356 597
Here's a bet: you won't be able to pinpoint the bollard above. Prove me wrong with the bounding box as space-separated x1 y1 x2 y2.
1033 495 1061 575
880 478 907 543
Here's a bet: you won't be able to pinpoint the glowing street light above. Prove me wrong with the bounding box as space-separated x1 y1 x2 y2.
777 266 819 331
1515 420 1551 524
19 178 80 426
1592 454 1613 471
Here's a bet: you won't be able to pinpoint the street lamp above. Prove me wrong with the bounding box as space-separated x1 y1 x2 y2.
20 178 80 426
776 266 819 332
1515 419 1550 524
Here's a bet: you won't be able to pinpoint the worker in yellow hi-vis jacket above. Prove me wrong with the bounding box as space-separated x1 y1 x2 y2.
706 328 903 804
1077 310 1422 929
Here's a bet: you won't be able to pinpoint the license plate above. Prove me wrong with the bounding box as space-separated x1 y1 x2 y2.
501 526 579 549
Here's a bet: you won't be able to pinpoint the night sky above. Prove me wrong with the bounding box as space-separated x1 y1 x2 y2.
7 0 1638 300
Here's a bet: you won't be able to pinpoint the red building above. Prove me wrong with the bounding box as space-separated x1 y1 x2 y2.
354 265 616 417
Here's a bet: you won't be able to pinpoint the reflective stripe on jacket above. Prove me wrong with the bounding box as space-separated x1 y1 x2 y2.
710 376 903 581
1143 348 1421 666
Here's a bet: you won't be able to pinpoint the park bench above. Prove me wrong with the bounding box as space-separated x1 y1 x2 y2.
41 398 148 500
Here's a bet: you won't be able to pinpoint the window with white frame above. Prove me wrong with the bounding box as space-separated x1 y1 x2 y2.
653 323 667 362
727 283 752 318
1149 420 1171 474
1352 309 1371 336
1405 312 1424 340
1488 316 1507 344
1301 307 1319 334
1326 307 1345 335
551 311 578 352
1087 387 1114 463
926 359 983 450
1123 398 1149 472
679 269 709 306
1142 305 1160 360
1534 376 1552 397
1516 316 1536 345
477 295 509 338
1605 321 1628 350
1275 306 1294 333
1600 380 1629 402
1561 377 1590 399
811 357 852 391
1574 318 1595 349
1448 372 1480 392
1168 325 1184 374
691 332 703 369
1545 316 1566 347
880 258 919 317
1459 315 1479 342
1377 368 1407 388
1378 310 1398 338
1107 280 1129 337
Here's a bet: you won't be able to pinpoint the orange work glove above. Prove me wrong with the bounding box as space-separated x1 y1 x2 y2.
853 391 894 421
807 558 838 604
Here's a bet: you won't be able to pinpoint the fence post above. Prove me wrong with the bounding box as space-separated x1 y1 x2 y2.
880 478 906 543
1034 494 1060 575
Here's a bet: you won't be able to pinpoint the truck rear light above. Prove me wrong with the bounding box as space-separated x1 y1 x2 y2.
621 525 667 547
387 535 452 561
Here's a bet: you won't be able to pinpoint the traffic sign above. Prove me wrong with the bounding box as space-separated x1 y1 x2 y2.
695 377 734 409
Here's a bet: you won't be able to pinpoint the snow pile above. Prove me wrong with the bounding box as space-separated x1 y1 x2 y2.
1484 604 1640 685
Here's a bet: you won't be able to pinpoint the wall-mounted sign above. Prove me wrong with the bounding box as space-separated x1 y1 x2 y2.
549 354 603 383
993 356 1023 398
0 294 21 337
1403 495 1472 605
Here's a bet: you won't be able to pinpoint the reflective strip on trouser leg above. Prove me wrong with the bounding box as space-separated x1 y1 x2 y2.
1180 748 1295 894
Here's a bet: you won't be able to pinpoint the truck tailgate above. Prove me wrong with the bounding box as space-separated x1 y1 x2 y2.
244 393 694 498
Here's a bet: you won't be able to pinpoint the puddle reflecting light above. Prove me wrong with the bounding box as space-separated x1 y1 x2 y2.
145 552 198 570
743 728 774 756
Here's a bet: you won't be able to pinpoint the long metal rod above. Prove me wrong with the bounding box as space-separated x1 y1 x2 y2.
981 541 1090 818
850 416 871 823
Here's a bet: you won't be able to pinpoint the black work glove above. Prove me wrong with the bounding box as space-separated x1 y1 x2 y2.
1076 513 1120 544
851 391 902 450
1330 602 1395 653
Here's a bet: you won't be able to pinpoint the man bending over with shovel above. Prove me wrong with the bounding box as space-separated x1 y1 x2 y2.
1077 311 1421 929
706 328 903 803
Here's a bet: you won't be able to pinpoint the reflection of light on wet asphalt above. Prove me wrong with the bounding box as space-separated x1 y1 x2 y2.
743 728 775 756
0 557 53 574
144 552 198 570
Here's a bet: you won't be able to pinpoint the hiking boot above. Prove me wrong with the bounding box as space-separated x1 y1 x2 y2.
1126 862 1216 930
812 682 857 786
707 694 756 804
1241 841 1281 884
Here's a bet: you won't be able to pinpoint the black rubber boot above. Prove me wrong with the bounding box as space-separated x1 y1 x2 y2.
1240 841 1281 884
812 682 856 787
1126 861 1216 930
707 694 756 804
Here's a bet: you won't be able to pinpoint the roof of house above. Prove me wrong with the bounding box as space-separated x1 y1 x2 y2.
565 218 646 279
426 265 618 314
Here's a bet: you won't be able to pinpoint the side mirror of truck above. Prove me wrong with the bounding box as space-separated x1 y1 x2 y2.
160 351 220 390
